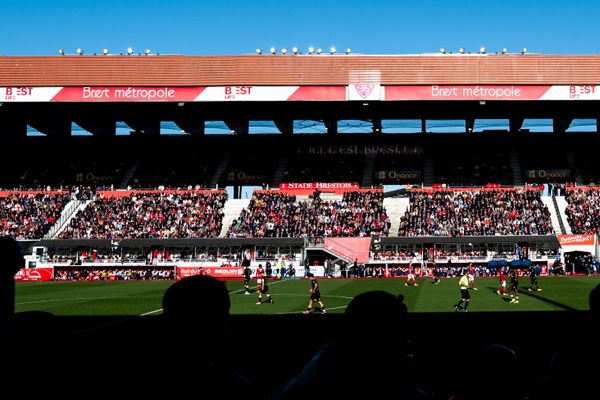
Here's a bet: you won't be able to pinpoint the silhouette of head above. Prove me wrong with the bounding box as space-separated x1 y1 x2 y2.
162 275 230 338
345 291 407 335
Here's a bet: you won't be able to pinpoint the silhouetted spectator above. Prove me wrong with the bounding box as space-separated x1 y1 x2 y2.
271 291 429 399
0 236 24 344
450 344 521 400
156 275 255 398
530 345 594 400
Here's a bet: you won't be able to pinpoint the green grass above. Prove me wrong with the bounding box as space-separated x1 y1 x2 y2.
15 276 600 316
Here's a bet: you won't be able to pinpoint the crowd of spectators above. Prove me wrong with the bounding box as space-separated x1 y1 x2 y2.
60 191 227 239
398 190 554 236
0 192 71 239
227 191 390 238
564 189 600 234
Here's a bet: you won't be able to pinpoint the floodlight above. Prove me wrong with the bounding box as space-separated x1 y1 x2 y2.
458 47 465 54
76 48 84 55
440 48 446 54
103 48 109 55
308 46 315 54
479 47 486 53
330 46 336 54
501 47 508 54
58 49 64 55
256 48 262 54
127 47 133 55
317 48 322 54
145 49 151 55
281 48 287 54
270 47 276 54
521 47 527 54
345 48 351 54
292 47 298 54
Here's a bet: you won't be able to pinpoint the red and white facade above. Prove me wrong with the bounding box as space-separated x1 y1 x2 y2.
2 84 599 102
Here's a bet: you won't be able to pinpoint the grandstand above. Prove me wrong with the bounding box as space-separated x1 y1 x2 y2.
2 52 600 399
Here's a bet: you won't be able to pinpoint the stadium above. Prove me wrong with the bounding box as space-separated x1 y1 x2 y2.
2 52 600 398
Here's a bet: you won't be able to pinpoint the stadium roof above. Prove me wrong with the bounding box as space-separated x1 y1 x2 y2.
2 54 600 86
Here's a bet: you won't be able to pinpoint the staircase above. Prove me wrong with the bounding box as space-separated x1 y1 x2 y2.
219 198 251 237
541 196 564 234
361 155 375 187
271 157 288 188
209 152 231 188
554 196 573 234
423 153 434 186
306 237 372 264
383 197 410 236
508 147 524 186
45 200 92 238
119 156 141 189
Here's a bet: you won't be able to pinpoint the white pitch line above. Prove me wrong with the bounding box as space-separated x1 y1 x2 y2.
229 278 289 295
16 296 114 305
140 308 163 316
275 304 348 315
137 280 293 317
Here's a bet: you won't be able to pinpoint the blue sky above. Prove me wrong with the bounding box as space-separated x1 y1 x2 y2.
1 0 598 56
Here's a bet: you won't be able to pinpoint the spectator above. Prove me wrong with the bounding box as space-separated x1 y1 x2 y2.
60 190 226 239
156 275 256 398
398 190 553 236
0 192 70 239
271 291 429 399
228 190 390 238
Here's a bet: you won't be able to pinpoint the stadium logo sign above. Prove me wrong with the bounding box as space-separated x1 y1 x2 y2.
354 84 375 99
526 169 570 179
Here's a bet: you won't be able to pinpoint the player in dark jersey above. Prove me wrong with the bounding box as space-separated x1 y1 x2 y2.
255 264 273 305
509 269 519 304
243 265 252 295
431 261 441 285
303 273 326 314
527 266 542 292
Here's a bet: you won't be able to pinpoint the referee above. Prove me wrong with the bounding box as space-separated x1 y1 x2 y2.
455 271 471 312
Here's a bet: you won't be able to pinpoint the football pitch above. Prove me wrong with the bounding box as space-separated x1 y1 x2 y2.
15 276 600 316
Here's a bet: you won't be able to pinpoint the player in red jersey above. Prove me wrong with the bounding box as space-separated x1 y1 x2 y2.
497 267 508 296
467 263 478 290
405 261 419 287
255 264 273 305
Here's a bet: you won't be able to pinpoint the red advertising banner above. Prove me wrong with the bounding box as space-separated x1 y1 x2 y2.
176 266 244 279
287 86 346 101
3 85 599 102
51 86 205 102
385 85 552 101
279 182 359 190
97 189 225 198
0 190 68 198
557 234 595 246
15 267 54 282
